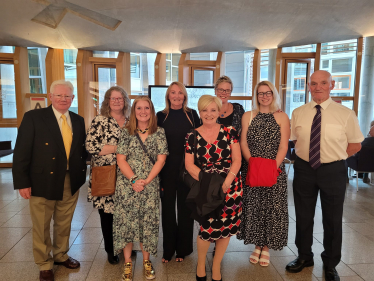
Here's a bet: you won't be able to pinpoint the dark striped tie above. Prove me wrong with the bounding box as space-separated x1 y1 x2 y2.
309 105 322 169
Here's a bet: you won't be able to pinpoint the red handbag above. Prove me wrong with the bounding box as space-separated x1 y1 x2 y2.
245 157 281 187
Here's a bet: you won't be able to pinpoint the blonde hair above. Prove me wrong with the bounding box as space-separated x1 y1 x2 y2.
198 95 222 112
126 96 158 135
252 81 281 112
214 75 233 91
162 81 191 114
100 86 130 118
50 80 74 94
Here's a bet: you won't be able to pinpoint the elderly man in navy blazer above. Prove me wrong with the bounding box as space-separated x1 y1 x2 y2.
13 80 87 281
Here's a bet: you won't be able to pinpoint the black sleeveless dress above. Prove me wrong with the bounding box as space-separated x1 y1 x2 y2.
237 112 288 250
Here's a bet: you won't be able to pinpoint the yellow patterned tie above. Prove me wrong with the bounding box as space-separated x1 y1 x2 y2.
61 114 72 160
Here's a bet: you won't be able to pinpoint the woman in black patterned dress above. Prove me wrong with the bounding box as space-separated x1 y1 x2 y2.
185 95 242 281
215 75 245 133
86 86 130 265
237 81 290 267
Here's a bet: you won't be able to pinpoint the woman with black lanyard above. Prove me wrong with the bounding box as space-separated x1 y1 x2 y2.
156 82 200 263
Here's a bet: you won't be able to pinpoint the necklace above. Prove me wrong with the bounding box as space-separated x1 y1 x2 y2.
137 127 149 134
220 103 231 117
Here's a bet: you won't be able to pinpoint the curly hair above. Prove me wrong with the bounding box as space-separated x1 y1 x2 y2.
100 86 130 118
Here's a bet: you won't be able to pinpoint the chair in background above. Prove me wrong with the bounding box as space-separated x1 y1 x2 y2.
346 137 374 191
284 140 296 175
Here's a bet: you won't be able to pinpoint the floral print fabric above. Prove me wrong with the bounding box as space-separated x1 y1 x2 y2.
86 115 124 214
113 127 169 256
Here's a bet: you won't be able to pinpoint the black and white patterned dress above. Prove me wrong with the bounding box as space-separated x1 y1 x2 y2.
86 115 124 214
237 112 288 250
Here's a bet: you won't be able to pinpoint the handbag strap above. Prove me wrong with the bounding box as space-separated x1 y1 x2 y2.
192 129 201 168
135 133 156 165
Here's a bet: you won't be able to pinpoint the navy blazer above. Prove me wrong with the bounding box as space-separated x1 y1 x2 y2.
12 106 87 200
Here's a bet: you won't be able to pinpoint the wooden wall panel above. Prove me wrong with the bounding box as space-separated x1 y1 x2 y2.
76 49 94 128
178 53 190 85
354 37 363 115
275 47 282 94
116 52 131 94
154 53 166 85
45 48 65 106
13 47 30 127
252 49 261 95
314 43 321 71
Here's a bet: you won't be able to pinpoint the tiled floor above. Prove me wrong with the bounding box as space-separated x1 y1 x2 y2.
1 166 374 281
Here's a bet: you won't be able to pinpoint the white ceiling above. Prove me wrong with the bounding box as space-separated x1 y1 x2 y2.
1 0 374 53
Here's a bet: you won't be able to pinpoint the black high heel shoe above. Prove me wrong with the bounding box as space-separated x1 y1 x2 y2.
196 265 207 281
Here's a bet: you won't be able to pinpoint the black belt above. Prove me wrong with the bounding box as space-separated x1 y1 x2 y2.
296 156 344 166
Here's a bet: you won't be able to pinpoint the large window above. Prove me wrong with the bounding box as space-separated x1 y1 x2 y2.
260 50 269 81
64 49 78 113
166 53 180 84
27 47 47 94
0 64 16 119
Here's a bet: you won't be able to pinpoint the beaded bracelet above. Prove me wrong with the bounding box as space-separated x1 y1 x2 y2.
229 171 236 177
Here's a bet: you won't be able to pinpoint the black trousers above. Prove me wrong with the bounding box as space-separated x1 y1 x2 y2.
98 209 114 255
293 156 346 268
160 155 194 260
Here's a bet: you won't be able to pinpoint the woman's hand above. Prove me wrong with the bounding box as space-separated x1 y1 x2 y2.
132 179 145 192
222 181 231 193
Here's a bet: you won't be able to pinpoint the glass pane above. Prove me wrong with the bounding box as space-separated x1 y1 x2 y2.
284 62 308 117
130 54 140 78
166 61 171 83
92 51 118 58
282 44 317 52
190 52 218 60
28 49 41 76
193 70 214 86
30 78 43 93
64 49 78 114
0 127 17 164
172 54 181 67
172 66 178 82
0 63 16 119
96 67 116 113
0 46 15 53
166 54 171 60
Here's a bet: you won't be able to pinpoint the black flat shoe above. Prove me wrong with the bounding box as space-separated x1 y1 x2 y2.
324 267 340 281
285 257 314 273
107 254 120 265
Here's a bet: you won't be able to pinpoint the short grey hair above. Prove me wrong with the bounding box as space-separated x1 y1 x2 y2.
50 80 74 94
214 75 233 91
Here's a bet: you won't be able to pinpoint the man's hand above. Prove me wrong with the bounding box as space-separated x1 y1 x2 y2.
19 187 31 199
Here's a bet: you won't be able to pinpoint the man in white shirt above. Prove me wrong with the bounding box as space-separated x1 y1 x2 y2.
13 80 87 281
286 70 364 281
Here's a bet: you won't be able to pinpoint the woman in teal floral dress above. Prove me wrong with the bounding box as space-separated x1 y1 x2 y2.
113 96 168 281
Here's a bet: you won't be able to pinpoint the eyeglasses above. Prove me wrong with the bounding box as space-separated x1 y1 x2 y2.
53 94 73 100
257 91 273 97
109 97 124 102
216 88 232 94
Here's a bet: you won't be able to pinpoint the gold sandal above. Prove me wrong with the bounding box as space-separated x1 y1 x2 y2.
143 260 156 280
122 262 133 281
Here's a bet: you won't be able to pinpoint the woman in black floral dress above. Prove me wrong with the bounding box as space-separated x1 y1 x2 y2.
185 95 242 281
86 86 130 265
237 81 290 267
215 75 245 134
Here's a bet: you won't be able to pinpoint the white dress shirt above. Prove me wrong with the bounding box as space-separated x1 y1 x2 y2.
291 97 364 163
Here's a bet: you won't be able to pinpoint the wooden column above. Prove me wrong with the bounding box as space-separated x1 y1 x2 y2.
178 53 190 85
76 49 94 128
275 47 282 94
45 48 65 105
215 51 224 82
252 49 261 95
116 52 131 94
13 47 30 127
154 53 166 85
314 43 321 71
354 37 364 115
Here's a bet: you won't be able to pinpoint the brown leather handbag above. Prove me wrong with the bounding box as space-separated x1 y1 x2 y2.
91 165 117 197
